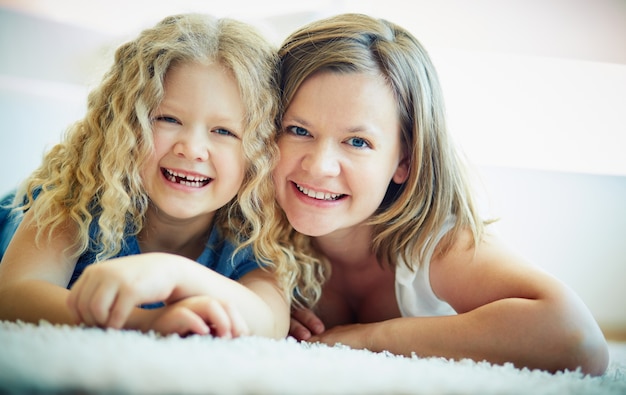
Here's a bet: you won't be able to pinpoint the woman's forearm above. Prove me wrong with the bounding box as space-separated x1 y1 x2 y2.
369 297 608 375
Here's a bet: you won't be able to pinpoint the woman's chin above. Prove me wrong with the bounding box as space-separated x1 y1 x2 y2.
289 218 334 238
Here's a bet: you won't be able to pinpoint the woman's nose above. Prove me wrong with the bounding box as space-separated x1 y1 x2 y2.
301 142 340 177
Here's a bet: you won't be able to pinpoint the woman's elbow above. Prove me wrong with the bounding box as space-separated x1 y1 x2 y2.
559 324 609 377
578 333 609 377
544 287 609 376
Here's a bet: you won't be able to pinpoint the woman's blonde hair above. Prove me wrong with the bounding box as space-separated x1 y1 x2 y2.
277 13 486 306
15 13 299 296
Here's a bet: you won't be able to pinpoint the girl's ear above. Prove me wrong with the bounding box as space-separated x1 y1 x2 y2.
392 155 410 184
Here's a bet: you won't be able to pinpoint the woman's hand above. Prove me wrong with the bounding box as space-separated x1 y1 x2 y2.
289 307 325 341
306 322 379 351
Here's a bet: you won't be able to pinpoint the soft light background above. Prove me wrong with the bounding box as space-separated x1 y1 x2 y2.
1 0 625 336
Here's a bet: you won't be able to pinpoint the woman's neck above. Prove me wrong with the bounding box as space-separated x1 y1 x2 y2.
312 224 399 326
313 224 377 269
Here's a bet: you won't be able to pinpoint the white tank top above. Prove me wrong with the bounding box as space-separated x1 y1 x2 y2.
395 216 457 317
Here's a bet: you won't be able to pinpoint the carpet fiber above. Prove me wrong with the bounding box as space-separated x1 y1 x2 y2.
1 320 625 394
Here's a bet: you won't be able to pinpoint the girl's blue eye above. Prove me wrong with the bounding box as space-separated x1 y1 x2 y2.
214 128 236 137
288 126 310 137
346 137 370 148
153 116 179 124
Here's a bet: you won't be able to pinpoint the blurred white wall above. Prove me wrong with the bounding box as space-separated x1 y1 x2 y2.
0 0 625 336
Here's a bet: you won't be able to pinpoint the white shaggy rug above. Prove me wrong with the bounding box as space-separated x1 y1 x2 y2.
1 320 625 394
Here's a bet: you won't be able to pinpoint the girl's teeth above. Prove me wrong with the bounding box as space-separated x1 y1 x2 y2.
169 170 206 182
164 168 210 187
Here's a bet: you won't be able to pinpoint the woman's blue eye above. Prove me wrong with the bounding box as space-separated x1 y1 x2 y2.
288 126 310 136
346 137 369 148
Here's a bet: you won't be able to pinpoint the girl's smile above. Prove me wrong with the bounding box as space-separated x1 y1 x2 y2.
161 167 212 189
142 61 246 222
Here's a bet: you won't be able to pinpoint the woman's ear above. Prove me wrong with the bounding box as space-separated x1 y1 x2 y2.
392 155 410 184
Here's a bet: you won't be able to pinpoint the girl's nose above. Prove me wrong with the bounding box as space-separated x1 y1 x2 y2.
301 142 340 177
173 128 209 161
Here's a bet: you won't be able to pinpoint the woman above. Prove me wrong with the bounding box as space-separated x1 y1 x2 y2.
273 13 609 375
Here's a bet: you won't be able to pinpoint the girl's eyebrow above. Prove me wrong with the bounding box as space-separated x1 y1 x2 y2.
153 101 178 113
155 100 243 124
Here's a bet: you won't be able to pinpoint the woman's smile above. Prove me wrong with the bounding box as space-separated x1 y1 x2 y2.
294 182 344 201
274 70 408 237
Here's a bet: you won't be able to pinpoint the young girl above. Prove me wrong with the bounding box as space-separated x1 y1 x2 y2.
273 13 609 375
0 13 299 339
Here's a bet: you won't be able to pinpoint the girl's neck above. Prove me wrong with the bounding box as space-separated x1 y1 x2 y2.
138 204 215 260
313 224 378 269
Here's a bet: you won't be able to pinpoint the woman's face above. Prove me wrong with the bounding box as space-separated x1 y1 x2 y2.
141 61 246 223
274 71 408 237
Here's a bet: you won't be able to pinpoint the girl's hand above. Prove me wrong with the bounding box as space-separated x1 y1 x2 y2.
66 254 181 329
149 296 250 338
289 307 325 341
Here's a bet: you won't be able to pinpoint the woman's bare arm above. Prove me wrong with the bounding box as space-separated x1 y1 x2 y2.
307 231 609 376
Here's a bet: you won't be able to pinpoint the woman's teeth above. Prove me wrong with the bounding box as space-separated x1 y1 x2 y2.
296 184 342 201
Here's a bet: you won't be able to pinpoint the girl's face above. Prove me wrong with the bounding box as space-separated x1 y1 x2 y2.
274 71 409 237
142 61 245 222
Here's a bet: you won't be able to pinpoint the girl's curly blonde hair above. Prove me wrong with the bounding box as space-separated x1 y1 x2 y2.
14 13 304 300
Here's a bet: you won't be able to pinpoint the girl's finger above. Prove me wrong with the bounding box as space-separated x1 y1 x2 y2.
170 308 211 336
88 282 119 327
199 299 233 338
222 301 249 337
106 285 140 329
